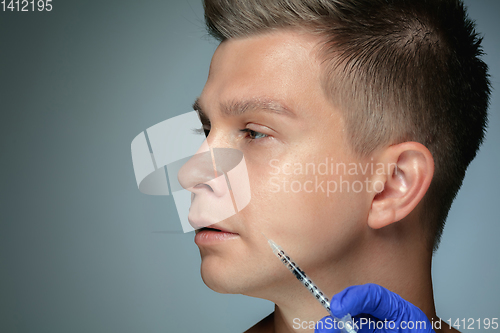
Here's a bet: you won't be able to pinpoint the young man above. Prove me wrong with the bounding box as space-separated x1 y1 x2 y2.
186 0 490 331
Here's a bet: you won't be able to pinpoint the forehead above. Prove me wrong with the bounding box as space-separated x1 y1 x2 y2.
199 30 327 115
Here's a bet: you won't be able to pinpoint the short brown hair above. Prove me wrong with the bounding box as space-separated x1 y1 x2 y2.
203 0 490 252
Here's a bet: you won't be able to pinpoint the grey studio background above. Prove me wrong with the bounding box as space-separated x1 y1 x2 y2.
0 0 498 332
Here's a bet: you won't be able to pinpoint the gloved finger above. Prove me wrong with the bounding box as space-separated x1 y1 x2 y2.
329 283 402 321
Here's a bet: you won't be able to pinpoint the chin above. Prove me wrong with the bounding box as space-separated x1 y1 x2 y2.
199 254 285 301
199 257 244 294
199 253 271 296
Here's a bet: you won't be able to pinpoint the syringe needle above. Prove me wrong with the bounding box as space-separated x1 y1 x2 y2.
262 233 357 333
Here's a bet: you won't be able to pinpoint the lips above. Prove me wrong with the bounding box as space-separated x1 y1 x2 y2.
194 224 239 245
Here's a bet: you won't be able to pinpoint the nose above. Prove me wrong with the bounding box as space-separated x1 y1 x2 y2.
177 139 230 197
176 136 251 230
176 138 246 230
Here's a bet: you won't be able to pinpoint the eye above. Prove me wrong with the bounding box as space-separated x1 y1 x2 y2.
241 128 268 140
194 125 269 141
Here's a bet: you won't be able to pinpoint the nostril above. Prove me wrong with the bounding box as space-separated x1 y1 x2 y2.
193 183 214 192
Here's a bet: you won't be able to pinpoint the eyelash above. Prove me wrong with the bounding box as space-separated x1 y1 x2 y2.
193 126 269 142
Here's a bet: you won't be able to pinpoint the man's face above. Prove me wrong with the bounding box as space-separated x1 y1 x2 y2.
190 30 370 297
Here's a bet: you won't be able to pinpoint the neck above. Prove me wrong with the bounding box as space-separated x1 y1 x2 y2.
265 224 437 332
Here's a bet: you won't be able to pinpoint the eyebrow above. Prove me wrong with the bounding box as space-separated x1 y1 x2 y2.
192 98 296 120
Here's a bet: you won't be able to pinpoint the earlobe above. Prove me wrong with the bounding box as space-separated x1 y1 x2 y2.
367 142 434 229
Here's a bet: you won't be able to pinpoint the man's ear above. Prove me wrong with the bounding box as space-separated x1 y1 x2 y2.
367 142 434 229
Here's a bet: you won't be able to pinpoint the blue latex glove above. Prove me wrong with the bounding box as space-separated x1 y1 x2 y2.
315 284 436 332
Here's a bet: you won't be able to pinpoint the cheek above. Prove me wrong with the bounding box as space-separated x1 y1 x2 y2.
242 156 368 264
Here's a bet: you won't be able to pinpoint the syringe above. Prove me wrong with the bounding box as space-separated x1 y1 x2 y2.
264 235 357 333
